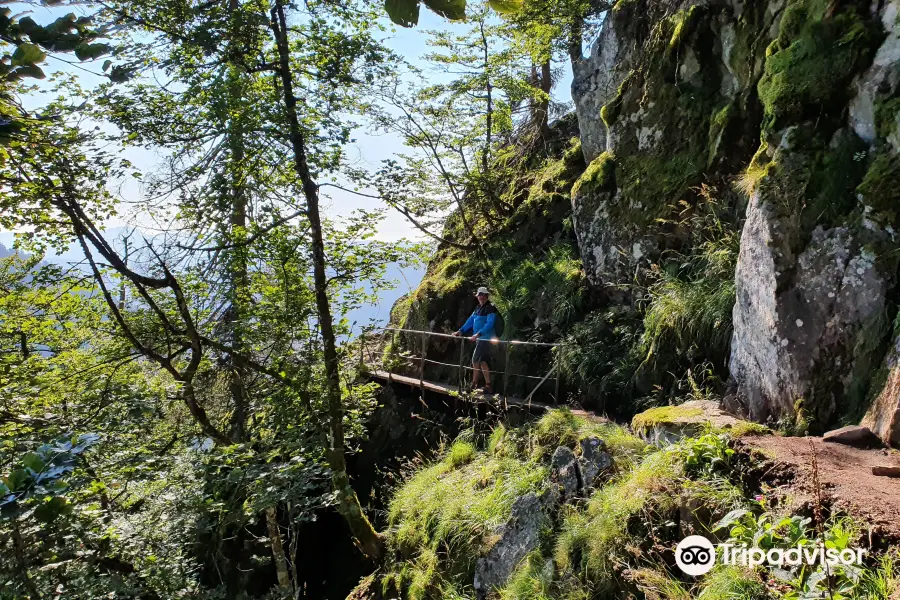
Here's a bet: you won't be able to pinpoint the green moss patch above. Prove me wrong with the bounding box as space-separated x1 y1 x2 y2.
758 0 880 128
876 96 900 139
858 150 900 231
631 405 705 431
386 443 549 595
570 151 616 199
529 408 646 468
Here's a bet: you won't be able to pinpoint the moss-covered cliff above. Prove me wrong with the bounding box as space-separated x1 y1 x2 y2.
392 0 900 441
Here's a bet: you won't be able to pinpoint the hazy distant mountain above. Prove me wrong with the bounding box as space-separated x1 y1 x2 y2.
0 232 423 329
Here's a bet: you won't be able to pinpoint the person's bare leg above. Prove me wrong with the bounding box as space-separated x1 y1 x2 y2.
481 363 491 391
471 360 481 389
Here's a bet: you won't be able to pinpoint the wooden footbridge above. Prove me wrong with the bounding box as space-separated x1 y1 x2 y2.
359 327 589 415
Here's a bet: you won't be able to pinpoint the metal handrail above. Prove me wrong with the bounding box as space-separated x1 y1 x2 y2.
382 327 563 347
361 326 565 405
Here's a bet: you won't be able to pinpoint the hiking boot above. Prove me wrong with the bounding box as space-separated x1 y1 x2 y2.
480 385 493 395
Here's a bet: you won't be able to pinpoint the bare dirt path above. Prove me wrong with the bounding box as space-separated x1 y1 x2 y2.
740 435 900 540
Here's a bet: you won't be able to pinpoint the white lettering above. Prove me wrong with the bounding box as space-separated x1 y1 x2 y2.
784 547 802 566
767 548 784 566
747 548 766 567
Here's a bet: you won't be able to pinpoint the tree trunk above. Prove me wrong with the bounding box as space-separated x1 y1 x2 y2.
270 0 383 560
479 20 493 178
538 58 552 141
224 0 250 443
265 507 293 593
226 72 250 443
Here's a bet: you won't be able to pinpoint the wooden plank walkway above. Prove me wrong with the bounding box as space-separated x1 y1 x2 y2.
367 369 600 419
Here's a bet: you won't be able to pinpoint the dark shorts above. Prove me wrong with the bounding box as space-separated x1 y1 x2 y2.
472 340 492 366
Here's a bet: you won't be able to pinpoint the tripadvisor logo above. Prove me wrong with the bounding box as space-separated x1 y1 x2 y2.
675 535 867 576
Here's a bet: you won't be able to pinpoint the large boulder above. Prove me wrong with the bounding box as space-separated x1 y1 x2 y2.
862 333 900 446
631 400 748 445
569 0 762 289
728 0 900 430
473 492 549 598
729 188 887 424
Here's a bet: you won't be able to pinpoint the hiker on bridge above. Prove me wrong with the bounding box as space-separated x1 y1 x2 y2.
452 286 499 394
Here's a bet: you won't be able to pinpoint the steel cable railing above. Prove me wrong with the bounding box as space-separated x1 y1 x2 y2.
357 326 564 405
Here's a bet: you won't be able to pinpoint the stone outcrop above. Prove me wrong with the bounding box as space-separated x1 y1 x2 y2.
549 446 581 500
476 440 613 596
729 148 889 425
549 438 613 500
570 0 900 432
862 334 900 446
473 492 549 598
823 425 883 448
578 436 613 485
631 400 747 445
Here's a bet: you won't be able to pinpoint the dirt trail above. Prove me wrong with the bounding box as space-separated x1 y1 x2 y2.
740 435 900 540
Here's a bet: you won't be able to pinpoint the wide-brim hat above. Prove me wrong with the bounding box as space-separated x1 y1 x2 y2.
475 286 489 295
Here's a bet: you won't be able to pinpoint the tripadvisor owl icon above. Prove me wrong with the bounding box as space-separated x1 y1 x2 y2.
675 535 716 576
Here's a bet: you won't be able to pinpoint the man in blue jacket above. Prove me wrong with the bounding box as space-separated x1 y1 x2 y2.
452 286 498 394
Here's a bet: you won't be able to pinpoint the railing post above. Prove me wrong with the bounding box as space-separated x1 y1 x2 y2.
502 343 511 405
457 337 465 394
554 346 561 405
419 330 427 398
389 328 398 384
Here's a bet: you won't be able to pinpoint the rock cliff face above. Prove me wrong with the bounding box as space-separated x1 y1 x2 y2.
571 0 900 439
396 0 900 443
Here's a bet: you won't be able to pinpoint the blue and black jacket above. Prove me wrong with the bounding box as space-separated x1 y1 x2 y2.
458 302 498 339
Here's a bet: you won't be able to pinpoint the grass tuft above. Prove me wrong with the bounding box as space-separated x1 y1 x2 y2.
530 409 646 469
388 446 548 576
447 440 476 468
698 566 768 599
628 567 690 600
555 448 683 587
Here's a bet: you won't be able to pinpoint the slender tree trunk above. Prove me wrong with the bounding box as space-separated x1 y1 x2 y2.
265 507 293 593
224 0 249 442
226 87 249 442
270 0 383 559
538 58 552 141
479 20 493 178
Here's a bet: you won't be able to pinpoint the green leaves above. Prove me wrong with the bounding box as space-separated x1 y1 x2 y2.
11 43 46 67
385 0 470 27
487 0 522 14
74 42 110 61
385 0 420 27
422 0 467 20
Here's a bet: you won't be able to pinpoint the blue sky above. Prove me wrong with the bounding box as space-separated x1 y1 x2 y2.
7 3 574 243
2 4 577 325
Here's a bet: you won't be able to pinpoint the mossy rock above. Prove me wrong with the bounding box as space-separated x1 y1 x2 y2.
631 400 759 445
757 0 881 129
